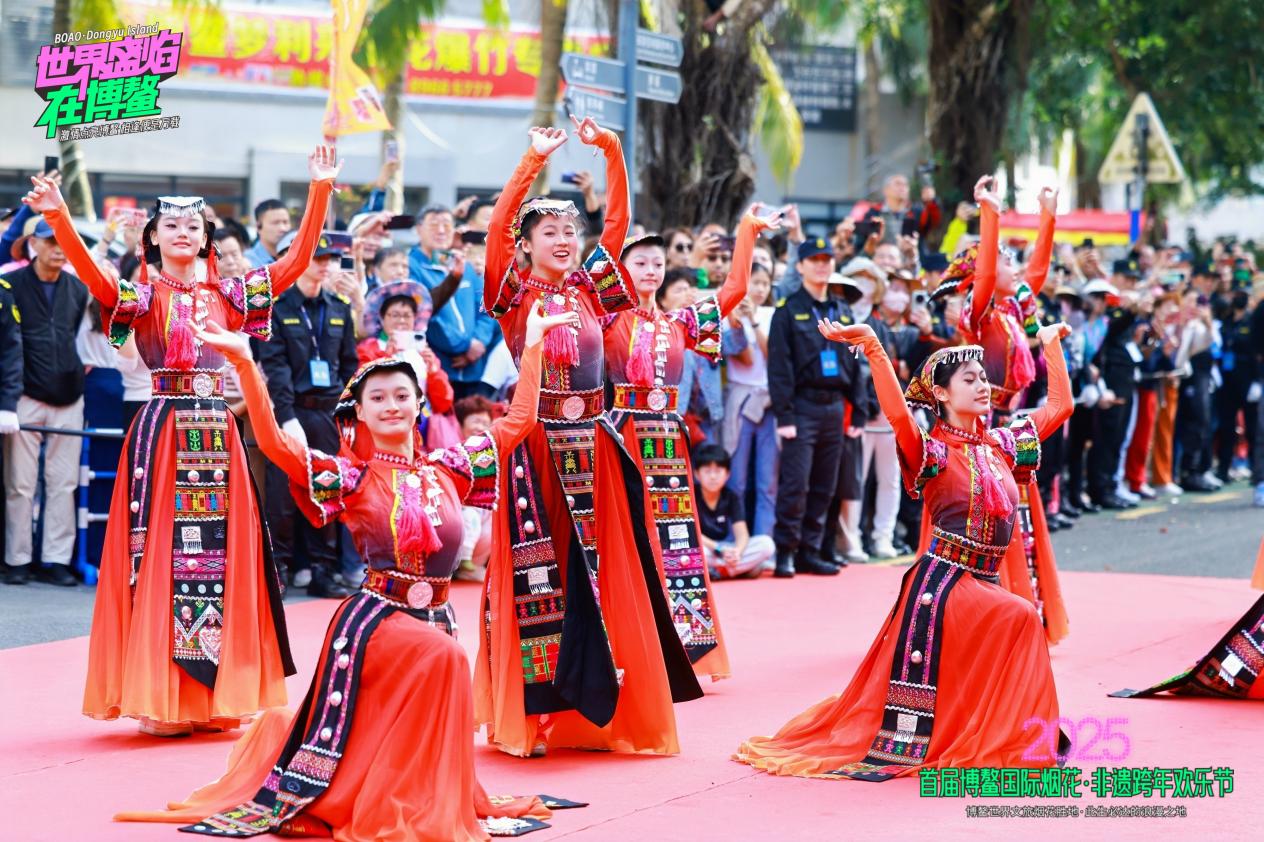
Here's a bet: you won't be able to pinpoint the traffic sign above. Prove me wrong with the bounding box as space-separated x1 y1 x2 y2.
635 66 682 104
1098 93 1186 185
560 53 626 94
560 90 626 132
636 29 684 67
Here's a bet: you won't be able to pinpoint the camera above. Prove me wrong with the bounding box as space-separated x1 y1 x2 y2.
339 255 355 271
912 290 930 309
561 172 579 185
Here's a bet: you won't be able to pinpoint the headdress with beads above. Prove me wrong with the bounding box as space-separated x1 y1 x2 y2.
903 344 984 409
930 244 978 300
511 196 581 241
335 357 426 460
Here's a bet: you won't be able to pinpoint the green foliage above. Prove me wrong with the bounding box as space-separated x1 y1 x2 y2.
752 37 803 186
1017 0 1264 197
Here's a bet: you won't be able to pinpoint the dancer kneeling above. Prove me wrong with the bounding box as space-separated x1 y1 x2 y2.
735 319 1074 781
116 305 582 838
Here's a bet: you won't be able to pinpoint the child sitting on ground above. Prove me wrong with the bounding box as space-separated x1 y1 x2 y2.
694 443 775 579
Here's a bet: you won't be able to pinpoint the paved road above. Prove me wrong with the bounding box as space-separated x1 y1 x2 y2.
2 484 1259 650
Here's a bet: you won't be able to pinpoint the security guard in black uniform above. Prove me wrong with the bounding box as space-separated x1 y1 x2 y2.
254 231 360 598
767 238 867 577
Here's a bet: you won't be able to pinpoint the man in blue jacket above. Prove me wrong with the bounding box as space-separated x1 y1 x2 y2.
408 205 499 398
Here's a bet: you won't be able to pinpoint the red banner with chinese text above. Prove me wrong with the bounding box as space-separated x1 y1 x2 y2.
121 2 610 99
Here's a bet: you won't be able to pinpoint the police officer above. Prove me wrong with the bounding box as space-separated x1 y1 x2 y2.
255 231 360 598
1087 277 1140 509
767 238 867 577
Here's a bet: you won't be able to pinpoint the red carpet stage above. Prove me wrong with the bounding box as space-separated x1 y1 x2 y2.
2 566 1259 841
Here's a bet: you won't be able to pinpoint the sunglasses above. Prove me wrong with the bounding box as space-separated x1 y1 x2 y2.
673 241 692 252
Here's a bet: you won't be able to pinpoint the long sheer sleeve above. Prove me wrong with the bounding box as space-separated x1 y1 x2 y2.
484 149 547 313
968 202 1000 331
1027 336 1073 439
715 215 762 317
263 179 334 296
227 347 310 486
591 129 629 258
42 204 119 307
1024 206 1056 295
489 340 542 454
849 332 924 476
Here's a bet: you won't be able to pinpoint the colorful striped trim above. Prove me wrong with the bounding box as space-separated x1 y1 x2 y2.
583 243 634 315
107 278 153 349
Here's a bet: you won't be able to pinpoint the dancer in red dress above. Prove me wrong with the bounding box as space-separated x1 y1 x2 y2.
603 209 779 680
930 176 1069 644
22 147 339 735
735 319 1073 780
475 118 701 758
115 306 581 839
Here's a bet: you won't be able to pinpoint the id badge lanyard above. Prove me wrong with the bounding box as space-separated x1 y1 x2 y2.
299 299 332 388
812 300 840 377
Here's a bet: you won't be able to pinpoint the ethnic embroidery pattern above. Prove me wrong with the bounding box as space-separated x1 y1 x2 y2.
183 594 388 837
1112 593 1264 700
171 406 232 688
506 449 566 691
632 417 717 663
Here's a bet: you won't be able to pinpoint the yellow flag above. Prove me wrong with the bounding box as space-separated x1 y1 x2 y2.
322 0 392 136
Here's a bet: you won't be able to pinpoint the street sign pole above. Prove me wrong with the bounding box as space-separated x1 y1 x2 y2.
619 0 638 222
1130 113 1150 244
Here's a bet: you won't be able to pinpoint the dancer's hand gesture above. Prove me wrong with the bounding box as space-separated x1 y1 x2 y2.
1037 186 1059 216
1036 321 1071 345
817 319 876 346
973 175 1001 213
23 174 64 213
528 126 568 157
193 321 252 361
309 144 343 182
569 114 604 146
526 305 581 347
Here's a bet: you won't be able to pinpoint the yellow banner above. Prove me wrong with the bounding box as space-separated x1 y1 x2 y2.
322 0 390 137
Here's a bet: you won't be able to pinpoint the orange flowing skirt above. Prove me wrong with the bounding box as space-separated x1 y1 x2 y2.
617 413 731 682
1252 537 1264 590
116 612 549 841
476 425 683 756
84 412 287 724
734 561 1060 778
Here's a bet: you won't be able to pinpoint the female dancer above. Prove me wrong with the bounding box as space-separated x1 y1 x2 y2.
22 147 339 735
735 318 1074 780
476 118 702 758
932 176 1069 645
117 305 577 839
604 210 778 680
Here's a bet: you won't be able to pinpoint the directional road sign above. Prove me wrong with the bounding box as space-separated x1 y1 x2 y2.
560 53 627 95
635 66 682 104
636 29 684 67
560 90 626 132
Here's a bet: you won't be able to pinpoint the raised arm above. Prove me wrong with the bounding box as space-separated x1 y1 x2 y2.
1027 326 1073 439
489 340 542 454
1025 188 1058 295
715 212 776 317
970 178 1001 330
818 321 924 474
482 139 553 313
263 180 334 296
586 126 629 259
22 172 121 306
196 323 311 485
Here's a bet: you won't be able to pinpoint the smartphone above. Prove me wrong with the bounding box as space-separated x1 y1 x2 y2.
560 172 579 185
716 235 737 252
339 255 355 271
384 140 399 162
854 220 879 242
412 332 428 347
325 231 354 251
912 290 930 308
44 155 59 174
384 214 415 230
901 215 918 238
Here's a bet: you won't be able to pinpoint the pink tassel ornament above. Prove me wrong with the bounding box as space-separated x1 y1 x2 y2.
396 478 442 557
164 317 198 370
976 447 1014 519
626 327 655 386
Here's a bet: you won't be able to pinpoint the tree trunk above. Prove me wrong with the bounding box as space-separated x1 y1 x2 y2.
926 0 1035 202
640 0 778 229
52 0 94 219
529 0 569 196
861 40 882 197
383 72 405 215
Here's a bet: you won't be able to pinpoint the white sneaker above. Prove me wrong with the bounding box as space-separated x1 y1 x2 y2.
1134 484 1157 500
871 542 899 560
1202 472 1224 489
845 550 869 564
1157 483 1184 496
1115 487 1140 504
292 568 313 588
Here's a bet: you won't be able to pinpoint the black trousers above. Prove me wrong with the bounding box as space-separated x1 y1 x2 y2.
774 397 844 558
1064 404 1094 505
1088 391 1133 501
1177 372 1214 478
1215 376 1256 479
265 405 339 579
1037 416 1066 505
820 432 863 558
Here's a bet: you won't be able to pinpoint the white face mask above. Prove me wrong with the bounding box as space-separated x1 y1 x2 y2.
883 290 910 312
852 276 875 302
